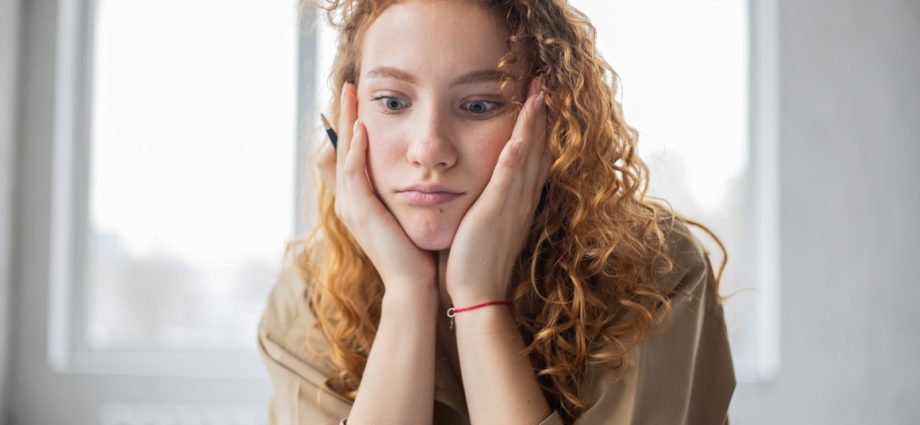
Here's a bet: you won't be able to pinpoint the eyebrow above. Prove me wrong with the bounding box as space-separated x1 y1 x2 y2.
365 66 507 88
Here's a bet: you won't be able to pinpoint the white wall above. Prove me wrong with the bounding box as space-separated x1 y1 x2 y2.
730 0 920 423
1 0 22 421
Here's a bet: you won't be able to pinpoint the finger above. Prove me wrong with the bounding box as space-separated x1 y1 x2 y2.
508 76 541 157
343 121 376 200
478 77 542 207
478 99 536 211
521 77 547 200
508 76 544 202
336 83 357 175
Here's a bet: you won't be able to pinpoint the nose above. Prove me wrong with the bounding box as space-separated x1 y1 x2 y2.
406 105 458 170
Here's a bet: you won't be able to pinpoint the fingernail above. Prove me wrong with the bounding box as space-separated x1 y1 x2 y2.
353 120 360 135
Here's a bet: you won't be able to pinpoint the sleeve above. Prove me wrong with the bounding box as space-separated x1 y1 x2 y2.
257 267 354 425
574 224 736 424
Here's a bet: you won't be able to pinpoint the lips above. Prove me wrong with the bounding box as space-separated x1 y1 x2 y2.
397 183 464 206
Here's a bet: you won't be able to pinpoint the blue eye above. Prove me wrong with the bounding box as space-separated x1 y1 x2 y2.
462 99 501 117
371 96 409 114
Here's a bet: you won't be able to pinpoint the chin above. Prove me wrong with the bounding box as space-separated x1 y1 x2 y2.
398 210 460 251
406 223 457 251
409 234 452 251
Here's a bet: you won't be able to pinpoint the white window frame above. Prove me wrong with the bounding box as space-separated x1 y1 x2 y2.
47 0 315 379
0 0 22 412
11 0 317 422
745 0 781 382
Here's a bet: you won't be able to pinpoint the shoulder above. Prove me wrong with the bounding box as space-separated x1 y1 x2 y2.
257 265 354 421
259 265 309 334
575 216 735 423
257 264 345 393
655 215 722 312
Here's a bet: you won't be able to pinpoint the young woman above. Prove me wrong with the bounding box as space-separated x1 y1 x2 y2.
257 0 736 424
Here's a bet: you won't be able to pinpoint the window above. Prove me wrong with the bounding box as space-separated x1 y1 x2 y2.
48 0 300 379
82 0 297 353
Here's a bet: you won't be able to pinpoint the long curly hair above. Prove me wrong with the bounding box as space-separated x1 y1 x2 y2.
287 0 729 422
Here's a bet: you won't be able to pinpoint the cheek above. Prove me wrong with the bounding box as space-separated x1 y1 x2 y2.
363 120 406 188
467 119 515 182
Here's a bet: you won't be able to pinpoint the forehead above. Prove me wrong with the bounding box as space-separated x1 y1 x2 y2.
359 0 511 82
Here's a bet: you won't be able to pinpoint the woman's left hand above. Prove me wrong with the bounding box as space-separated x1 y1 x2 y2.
445 76 551 307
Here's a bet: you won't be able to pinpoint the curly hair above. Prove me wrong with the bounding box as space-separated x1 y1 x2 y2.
286 0 729 422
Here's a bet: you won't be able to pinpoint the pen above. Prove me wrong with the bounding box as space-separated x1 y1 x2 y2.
319 113 337 151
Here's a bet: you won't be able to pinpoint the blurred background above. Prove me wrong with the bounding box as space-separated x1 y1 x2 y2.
0 0 917 423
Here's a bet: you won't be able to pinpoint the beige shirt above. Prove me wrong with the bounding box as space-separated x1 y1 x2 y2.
257 223 736 424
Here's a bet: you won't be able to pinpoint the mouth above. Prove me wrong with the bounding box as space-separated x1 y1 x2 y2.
397 191 463 206
397 183 465 206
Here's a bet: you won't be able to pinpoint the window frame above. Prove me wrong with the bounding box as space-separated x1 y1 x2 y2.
745 0 781 382
45 0 315 379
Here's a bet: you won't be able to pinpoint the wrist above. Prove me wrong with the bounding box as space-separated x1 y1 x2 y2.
382 283 439 316
450 299 516 335
448 290 509 310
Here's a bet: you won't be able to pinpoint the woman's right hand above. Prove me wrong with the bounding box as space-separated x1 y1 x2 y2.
317 82 438 294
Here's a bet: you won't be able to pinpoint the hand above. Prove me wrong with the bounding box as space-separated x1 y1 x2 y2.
317 83 438 293
444 76 551 307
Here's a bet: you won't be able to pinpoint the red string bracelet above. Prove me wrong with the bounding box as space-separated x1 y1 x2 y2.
446 300 512 330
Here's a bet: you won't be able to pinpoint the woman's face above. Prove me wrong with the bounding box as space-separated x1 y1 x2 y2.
357 0 519 251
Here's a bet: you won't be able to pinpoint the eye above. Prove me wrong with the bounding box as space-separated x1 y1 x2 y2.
371 95 409 115
462 99 503 117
